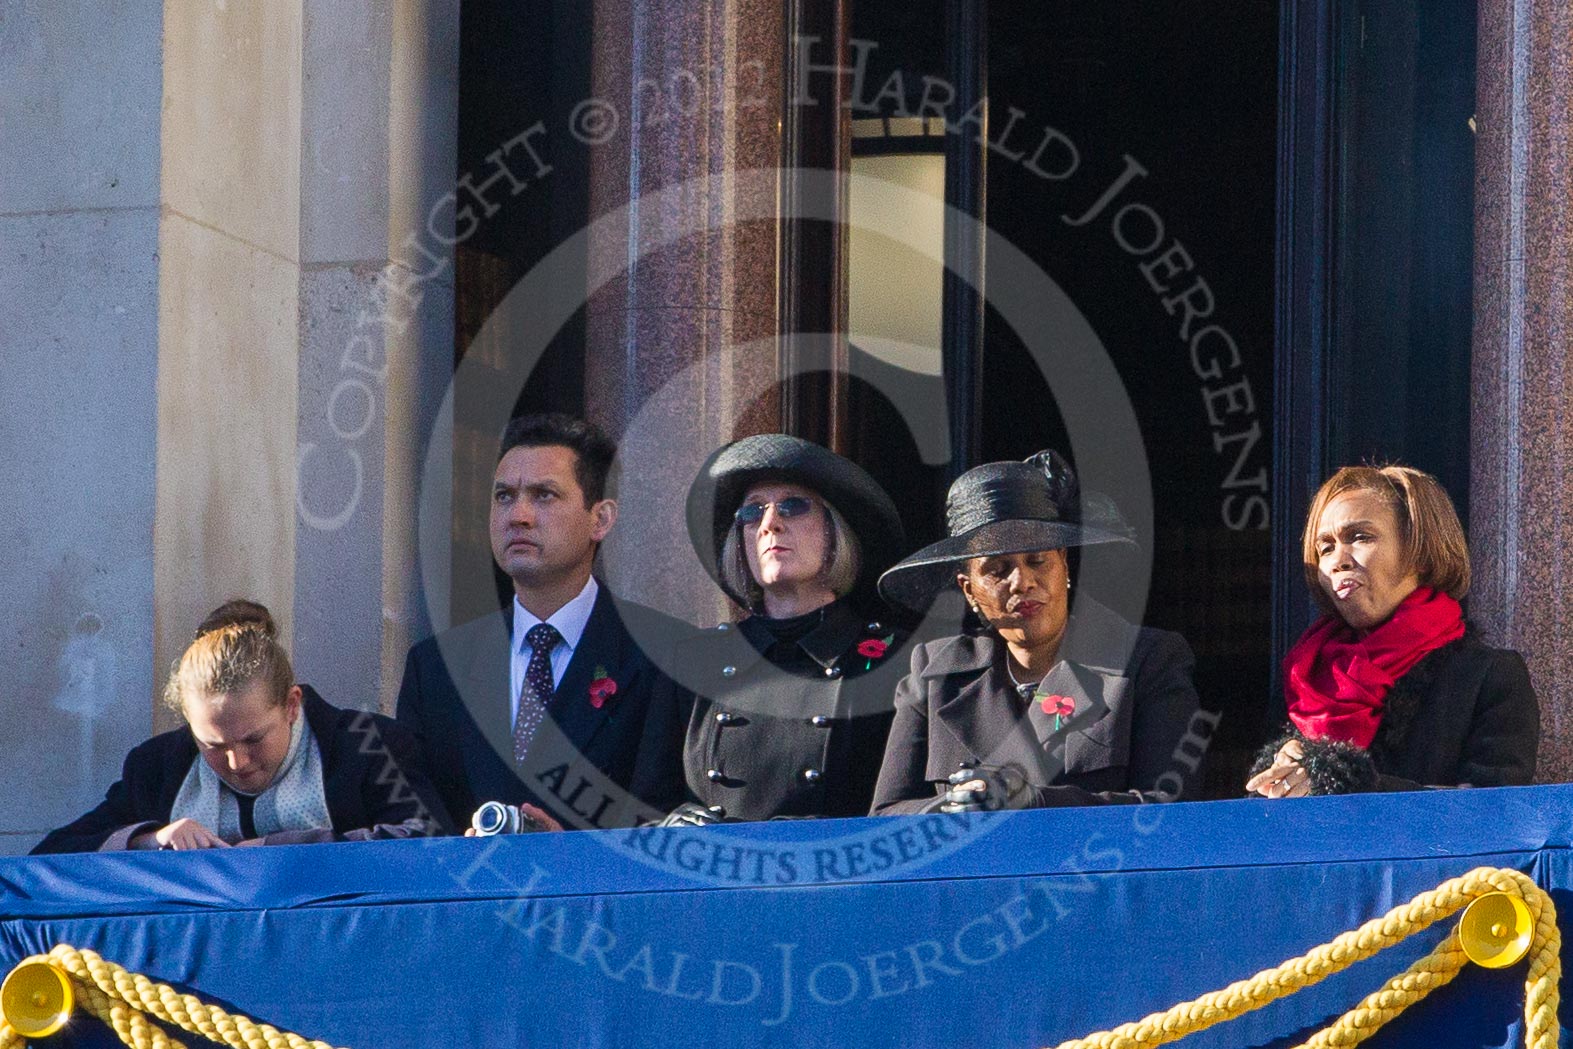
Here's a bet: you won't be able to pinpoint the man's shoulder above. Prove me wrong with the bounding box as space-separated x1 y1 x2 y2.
407 611 512 663
402 591 696 669
590 587 697 652
399 613 512 713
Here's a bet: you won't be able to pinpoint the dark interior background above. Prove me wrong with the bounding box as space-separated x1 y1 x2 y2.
1331 0 1477 520
850 0 1281 793
455 0 593 623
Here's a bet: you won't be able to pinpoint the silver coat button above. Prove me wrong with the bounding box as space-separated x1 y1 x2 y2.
715 711 734 724
810 715 830 727
716 622 732 631
803 768 822 783
824 665 842 678
867 622 882 633
707 768 723 782
721 665 737 677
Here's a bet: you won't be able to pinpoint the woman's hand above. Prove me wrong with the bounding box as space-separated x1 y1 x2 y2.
133 818 230 850
1245 739 1311 799
939 764 1030 812
655 803 727 827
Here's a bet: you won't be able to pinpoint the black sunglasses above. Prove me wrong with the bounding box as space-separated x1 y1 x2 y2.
734 496 816 526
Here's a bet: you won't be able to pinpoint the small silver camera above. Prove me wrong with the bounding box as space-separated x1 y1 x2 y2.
470 801 543 836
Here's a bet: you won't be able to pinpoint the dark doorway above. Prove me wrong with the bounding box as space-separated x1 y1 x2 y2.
1275 0 1478 672
453 0 594 623
847 1 1281 794
1329 1 1477 516
987 2 1279 797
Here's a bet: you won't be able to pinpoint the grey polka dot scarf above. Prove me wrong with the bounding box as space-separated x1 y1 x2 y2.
170 714 332 843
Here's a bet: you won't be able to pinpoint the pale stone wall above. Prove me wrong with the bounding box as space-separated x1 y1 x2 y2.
0 0 458 851
0 2 164 853
155 0 459 732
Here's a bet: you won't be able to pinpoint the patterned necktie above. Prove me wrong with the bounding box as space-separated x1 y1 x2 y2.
512 623 562 765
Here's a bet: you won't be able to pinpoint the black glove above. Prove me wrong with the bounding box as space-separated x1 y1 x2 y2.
656 802 727 827
939 764 1031 813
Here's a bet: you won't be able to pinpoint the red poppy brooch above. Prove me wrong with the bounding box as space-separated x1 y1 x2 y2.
857 634 896 670
588 665 618 709
1040 693 1075 731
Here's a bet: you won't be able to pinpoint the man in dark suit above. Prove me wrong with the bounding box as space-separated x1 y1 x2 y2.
396 414 690 831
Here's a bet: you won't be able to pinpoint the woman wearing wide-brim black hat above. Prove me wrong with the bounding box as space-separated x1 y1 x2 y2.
629 434 911 823
869 451 1205 814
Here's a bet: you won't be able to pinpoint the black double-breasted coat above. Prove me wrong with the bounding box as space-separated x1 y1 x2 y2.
871 598 1204 814
631 600 908 821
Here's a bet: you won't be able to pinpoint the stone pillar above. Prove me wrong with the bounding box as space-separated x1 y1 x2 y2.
156 0 459 728
0 2 163 853
384 0 463 692
583 0 785 624
1470 0 1573 780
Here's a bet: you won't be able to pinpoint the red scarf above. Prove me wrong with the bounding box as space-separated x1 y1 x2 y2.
1283 587 1465 748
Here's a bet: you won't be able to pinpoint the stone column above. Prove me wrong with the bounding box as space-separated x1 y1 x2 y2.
156 0 459 727
583 0 785 625
0 2 163 852
384 0 463 693
1470 0 1573 780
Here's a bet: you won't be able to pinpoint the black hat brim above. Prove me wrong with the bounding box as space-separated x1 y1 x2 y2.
877 518 1134 610
686 434 906 609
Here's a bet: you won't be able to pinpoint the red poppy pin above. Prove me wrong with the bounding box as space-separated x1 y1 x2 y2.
857 634 896 670
588 665 618 709
1041 694 1075 731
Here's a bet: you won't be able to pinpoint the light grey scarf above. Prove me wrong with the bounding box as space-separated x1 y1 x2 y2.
170 713 332 843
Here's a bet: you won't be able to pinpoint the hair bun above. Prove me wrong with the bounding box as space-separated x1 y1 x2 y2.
195 599 277 639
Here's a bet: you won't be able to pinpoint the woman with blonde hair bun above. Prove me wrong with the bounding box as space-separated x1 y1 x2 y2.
35 600 450 852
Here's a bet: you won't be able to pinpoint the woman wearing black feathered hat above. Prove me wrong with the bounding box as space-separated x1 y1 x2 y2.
870 450 1204 814
629 434 911 823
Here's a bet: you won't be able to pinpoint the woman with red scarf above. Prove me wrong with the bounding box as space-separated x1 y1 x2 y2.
1247 465 1538 797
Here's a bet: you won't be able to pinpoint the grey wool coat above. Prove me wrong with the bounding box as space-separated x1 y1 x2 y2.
871 597 1205 814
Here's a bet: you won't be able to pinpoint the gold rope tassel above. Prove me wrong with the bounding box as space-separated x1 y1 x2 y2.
1051 866 1560 1049
0 944 347 1049
74 979 185 1049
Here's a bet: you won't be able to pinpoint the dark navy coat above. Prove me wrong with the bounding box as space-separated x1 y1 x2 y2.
396 586 691 830
33 688 448 853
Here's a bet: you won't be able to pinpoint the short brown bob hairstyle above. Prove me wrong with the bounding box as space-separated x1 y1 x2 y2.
1302 464 1471 614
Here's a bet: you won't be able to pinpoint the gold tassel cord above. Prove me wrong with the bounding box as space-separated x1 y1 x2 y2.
1 945 347 1049
1051 866 1560 1049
